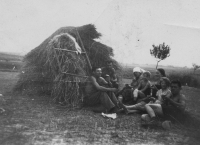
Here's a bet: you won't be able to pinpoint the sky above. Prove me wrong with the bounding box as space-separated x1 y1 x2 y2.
0 0 200 67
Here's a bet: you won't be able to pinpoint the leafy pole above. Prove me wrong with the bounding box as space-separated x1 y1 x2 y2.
192 63 200 74
150 42 170 69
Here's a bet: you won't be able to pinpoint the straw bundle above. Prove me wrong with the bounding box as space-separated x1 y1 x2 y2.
14 24 120 106
46 33 87 106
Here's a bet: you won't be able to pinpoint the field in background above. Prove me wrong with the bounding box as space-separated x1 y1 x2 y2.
0 52 23 72
120 63 200 88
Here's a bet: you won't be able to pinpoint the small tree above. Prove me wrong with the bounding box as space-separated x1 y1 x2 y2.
150 42 170 68
192 63 200 74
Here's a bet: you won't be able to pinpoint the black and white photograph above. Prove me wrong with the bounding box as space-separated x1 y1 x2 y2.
0 0 200 144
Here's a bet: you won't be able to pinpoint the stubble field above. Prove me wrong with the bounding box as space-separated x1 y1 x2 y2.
0 71 200 144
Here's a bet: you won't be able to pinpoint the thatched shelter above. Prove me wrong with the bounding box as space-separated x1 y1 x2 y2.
14 24 120 107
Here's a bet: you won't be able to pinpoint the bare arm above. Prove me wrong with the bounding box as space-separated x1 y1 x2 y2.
111 68 117 81
167 94 186 111
99 77 109 85
99 77 113 87
137 81 141 90
140 81 150 93
91 76 116 92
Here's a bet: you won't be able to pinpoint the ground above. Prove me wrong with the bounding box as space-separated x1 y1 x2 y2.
0 72 200 145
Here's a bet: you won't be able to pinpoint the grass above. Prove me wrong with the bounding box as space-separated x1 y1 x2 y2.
0 71 200 144
121 65 200 89
0 52 23 72
0 52 23 62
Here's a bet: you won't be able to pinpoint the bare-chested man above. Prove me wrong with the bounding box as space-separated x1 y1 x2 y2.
84 67 121 113
142 80 186 123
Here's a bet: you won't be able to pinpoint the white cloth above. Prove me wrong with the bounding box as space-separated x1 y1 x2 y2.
102 113 117 119
133 89 138 100
66 33 82 54
156 88 171 104
133 67 145 73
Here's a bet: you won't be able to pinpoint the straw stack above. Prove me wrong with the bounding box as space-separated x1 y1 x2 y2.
14 24 120 107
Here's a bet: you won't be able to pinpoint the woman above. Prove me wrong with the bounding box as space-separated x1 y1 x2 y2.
141 77 171 123
117 67 146 104
119 68 167 114
151 68 166 98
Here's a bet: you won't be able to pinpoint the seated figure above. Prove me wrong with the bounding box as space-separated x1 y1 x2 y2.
134 71 152 100
141 79 186 125
119 77 171 114
101 60 119 89
84 67 122 113
117 67 146 104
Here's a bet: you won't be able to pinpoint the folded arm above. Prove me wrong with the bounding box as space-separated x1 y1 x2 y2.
91 76 116 92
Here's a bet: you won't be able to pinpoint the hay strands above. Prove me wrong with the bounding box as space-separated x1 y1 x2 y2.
54 48 86 54
62 72 88 78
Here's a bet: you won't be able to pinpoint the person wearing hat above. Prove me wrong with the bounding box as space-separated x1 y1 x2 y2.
119 77 170 114
130 67 145 89
117 67 146 104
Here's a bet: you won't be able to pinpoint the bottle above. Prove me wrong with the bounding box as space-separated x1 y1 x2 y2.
118 95 123 103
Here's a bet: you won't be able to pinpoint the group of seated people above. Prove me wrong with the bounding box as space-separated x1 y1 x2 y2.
84 60 186 126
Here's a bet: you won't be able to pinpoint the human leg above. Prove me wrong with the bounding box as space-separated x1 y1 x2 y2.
125 101 146 111
118 101 146 114
145 104 163 118
108 92 119 107
137 91 146 101
84 91 115 112
99 92 115 112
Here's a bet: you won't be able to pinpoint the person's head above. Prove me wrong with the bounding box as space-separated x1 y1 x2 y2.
106 60 113 69
171 80 182 95
160 77 171 89
142 71 151 79
133 67 142 78
92 67 102 78
155 68 166 80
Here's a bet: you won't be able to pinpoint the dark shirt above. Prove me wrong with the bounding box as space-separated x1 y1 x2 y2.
101 67 116 81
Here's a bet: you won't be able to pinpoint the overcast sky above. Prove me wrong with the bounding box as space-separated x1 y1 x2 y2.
0 0 200 67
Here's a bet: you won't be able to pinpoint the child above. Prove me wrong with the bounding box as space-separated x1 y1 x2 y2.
154 77 171 104
133 71 152 101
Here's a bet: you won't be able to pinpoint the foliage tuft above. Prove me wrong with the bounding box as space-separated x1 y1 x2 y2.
150 42 170 68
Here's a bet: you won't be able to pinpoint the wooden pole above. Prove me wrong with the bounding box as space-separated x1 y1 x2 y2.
75 28 92 73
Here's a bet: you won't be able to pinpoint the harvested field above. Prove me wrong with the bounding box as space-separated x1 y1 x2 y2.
0 71 200 144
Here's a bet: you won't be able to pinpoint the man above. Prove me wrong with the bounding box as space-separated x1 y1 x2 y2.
101 60 118 88
142 80 186 123
84 67 121 113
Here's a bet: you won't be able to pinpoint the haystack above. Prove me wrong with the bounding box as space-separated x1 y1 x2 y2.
14 24 120 107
